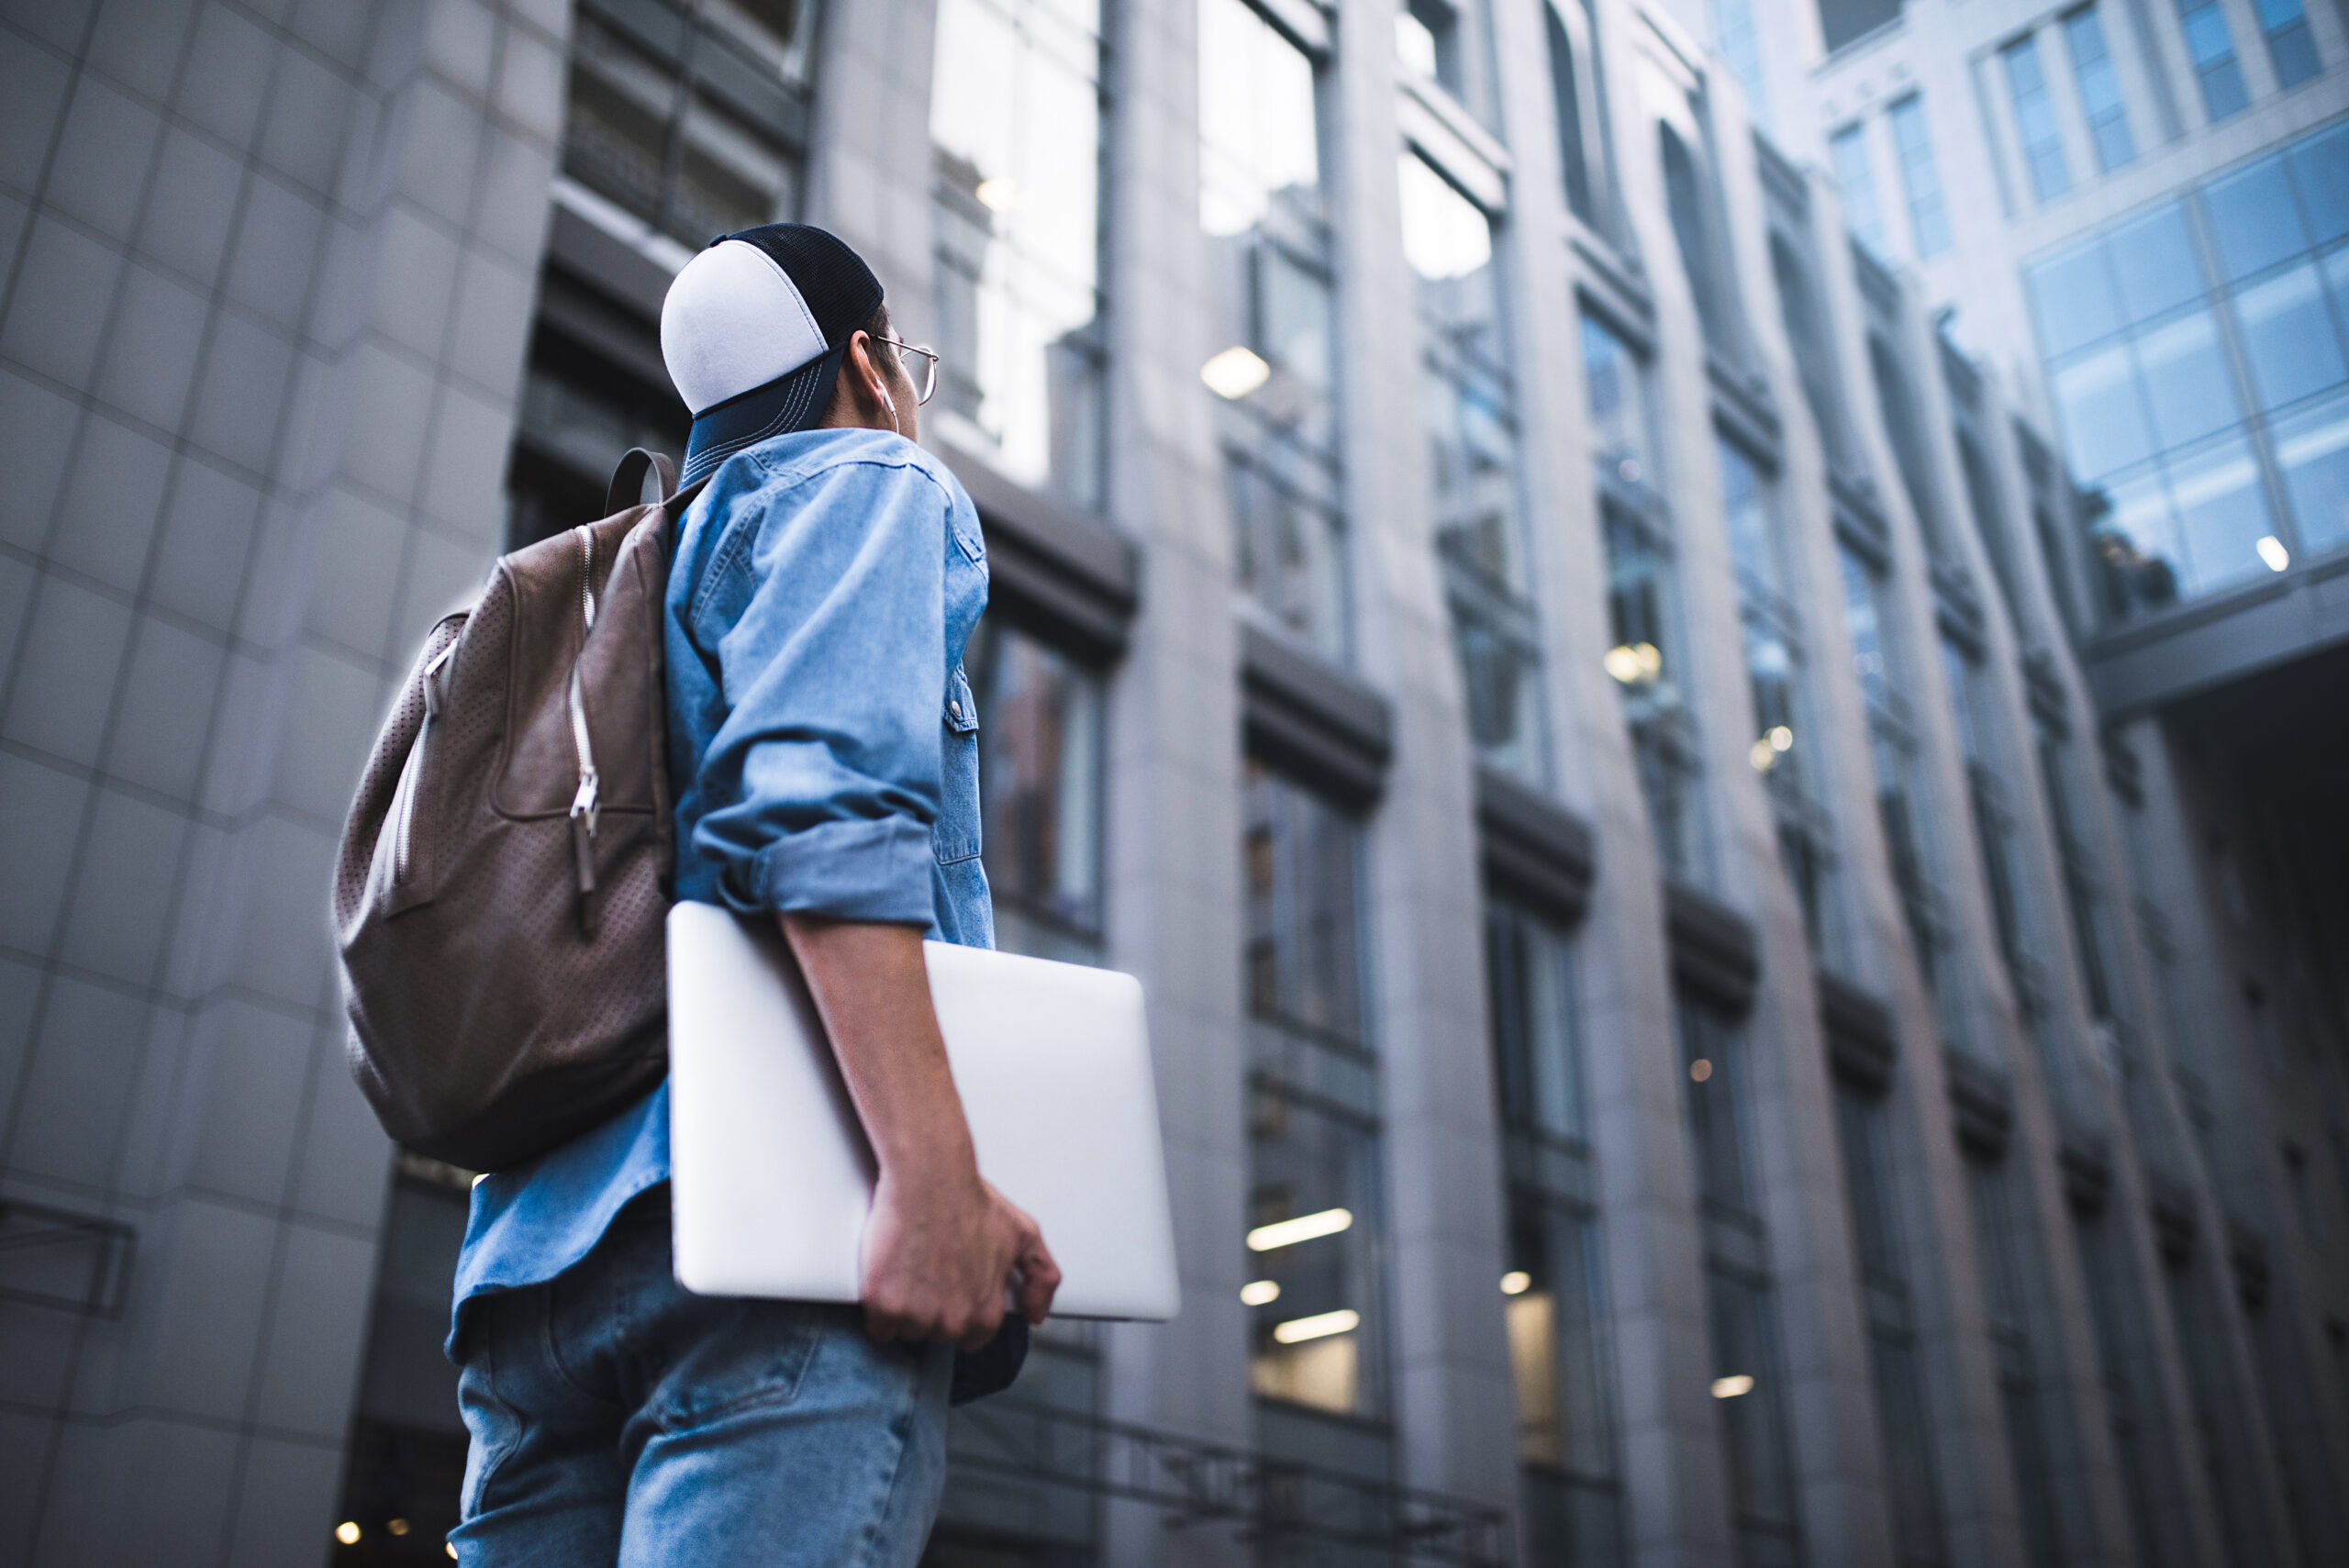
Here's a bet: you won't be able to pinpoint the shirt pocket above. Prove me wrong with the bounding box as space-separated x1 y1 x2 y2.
934 664 983 866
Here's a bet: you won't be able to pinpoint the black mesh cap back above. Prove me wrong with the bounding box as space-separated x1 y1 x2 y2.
719 224 885 349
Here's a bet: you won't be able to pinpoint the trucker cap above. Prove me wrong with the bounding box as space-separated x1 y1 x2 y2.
661 223 885 487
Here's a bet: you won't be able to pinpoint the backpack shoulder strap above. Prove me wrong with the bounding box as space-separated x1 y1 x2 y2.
606 448 679 515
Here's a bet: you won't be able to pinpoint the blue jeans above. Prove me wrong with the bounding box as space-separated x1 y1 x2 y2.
449 1194 953 1565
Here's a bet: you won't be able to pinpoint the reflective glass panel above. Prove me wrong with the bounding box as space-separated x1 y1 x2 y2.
1487 905 1587 1142
2110 205 2202 325
2002 35 2070 203
2051 342 2154 480
1197 0 1321 237
2064 6 2136 172
1243 762 1364 1044
968 621 1104 962
2167 430 2278 595
1247 1082 1386 1418
2204 156 2306 282
2134 308 2240 450
2288 123 2349 246
2258 0 2321 86
2028 239 2122 358
2232 261 2348 412
1719 436 1781 595
2176 0 2248 119
1832 123 1888 258
2272 389 2349 554
1888 95 1950 258
1507 1194 1616 1478
1581 317 1654 477
1399 152 1499 340
930 0 1105 506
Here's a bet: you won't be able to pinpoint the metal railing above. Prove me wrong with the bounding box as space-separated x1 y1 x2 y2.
945 1397 1511 1565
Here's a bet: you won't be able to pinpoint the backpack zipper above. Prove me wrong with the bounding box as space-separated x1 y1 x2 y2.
568 527 602 932
391 639 459 888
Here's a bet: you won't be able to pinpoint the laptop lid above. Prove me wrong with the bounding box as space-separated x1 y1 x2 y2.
666 901 1181 1322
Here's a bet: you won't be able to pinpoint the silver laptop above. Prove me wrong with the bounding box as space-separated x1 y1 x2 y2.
665 901 1181 1321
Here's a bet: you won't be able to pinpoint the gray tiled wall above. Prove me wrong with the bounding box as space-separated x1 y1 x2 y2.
0 0 562 1562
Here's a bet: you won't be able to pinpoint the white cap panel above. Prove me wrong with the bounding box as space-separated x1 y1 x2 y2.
660 239 829 416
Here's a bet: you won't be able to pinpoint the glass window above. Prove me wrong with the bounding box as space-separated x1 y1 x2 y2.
1200 0 1347 661
2256 0 2321 86
1772 233 1849 464
1708 0 1768 127
2288 122 2349 247
1397 0 1464 97
2002 34 2071 204
1243 762 1364 1044
562 0 816 248
507 328 688 550
1508 1192 1623 1551
2203 155 2306 283
2173 0 2248 120
1606 509 1709 884
1720 436 1783 597
1544 2 1595 223
1198 0 1322 238
1243 762 1386 1429
1681 999 1756 1219
968 620 1105 963
1582 316 1656 479
1832 122 1889 260
1833 1082 1950 1568
1966 1155 2083 1568
1487 902 1587 1144
1887 96 1950 259
2110 205 2205 324
2074 1211 2199 1568
1870 333 1948 553
2062 6 2136 172
2231 261 2348 413
1404 153 1543 782
931 0 1107 507
1958 431 2028 625
1661 123 1725 344
2272 388 2349 555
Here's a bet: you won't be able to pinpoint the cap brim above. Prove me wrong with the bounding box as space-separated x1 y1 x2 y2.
680 339 850 487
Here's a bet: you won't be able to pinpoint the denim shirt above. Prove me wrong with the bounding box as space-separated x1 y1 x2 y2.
449 428 992 1346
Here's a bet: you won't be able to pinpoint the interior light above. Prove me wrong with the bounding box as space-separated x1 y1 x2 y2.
1248 1207 1353 1251
1712 1373 1754 1399
1201 345 1273 400
1636 642 1662 679
388 1519 411 1537
974 177 1021 212
1769 725 1794 751
1689 1058 1713 1083
335 1522 362 1546
1749 738 1777 772
1273 1307 1361 1343
1605 645 1644 684
1500 1270 1531 1296
2256 535 2289 573
1241 1279 1283 1307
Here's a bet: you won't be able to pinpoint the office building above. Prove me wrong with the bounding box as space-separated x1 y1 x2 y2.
0 0 2342 1563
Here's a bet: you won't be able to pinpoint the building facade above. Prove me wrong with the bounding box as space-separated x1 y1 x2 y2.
0 2 2343 1567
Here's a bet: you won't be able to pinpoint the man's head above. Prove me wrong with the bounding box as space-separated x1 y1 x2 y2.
660 224 917 486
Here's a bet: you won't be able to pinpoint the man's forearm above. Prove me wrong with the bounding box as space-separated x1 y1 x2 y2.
778 914 975 1182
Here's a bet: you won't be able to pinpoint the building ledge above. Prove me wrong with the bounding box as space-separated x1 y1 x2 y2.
1665 882 1760 1015
2081 550 2349 717
1241 624 1393 807
1475 766 1597 925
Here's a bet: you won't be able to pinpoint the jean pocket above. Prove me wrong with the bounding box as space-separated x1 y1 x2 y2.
457 1357 524 1519
650 1299 829 1431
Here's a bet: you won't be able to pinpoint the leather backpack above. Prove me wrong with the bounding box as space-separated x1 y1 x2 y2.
334 450 692 1172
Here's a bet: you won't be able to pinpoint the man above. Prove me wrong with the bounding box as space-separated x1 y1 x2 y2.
445 224 1058 1564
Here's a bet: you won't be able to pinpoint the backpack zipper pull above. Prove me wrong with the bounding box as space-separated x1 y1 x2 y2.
571 767 601 936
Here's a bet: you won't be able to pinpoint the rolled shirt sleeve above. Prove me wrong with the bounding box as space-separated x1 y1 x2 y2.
681 455 955 926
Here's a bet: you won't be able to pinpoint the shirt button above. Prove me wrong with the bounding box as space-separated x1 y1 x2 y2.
950 701 964 721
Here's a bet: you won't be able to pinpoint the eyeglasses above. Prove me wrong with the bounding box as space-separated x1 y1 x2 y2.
874 336 941 406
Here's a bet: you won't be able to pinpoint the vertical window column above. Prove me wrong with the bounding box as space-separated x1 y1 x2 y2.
1586 317 1713 885
930 0 1109 506
1832 1077 1950 1568
1720 437 1846 969
2072 1205 2199 1568
1840 546 1968 1049
1682 998 1803 1566
2062 6 2138 172
2002 33 2073 204
1198 0 1349 662
1403 152 1546 783
1241 764 1395 1477
2172 0 2249 119
1487 900 1625 1564
1886 96 1949 260
2254 0 2321 87
1832 123 1891 260
1965 1153 2092 1568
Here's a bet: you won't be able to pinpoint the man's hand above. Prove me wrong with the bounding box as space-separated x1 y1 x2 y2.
780 914 1062 1347
860 1170 1060 1349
